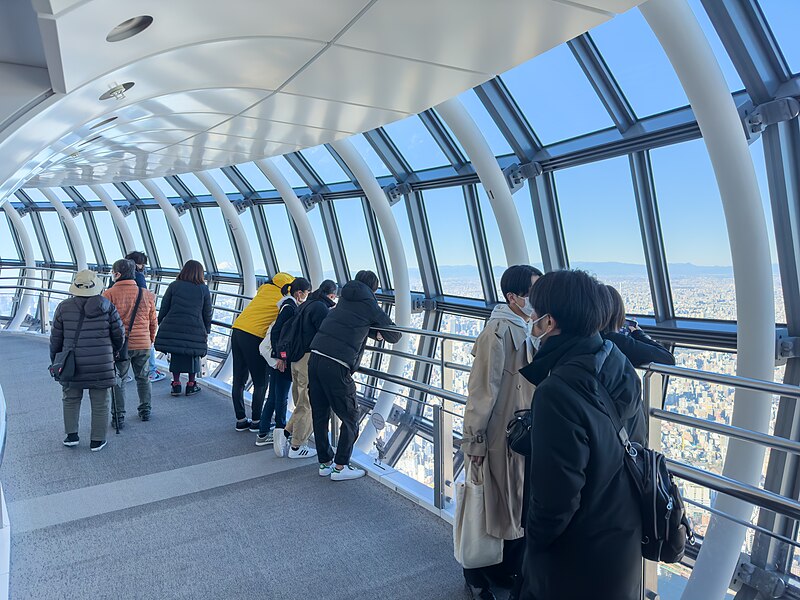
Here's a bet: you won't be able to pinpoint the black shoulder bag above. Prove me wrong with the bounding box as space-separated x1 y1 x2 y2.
587 374 694 563
49 307 86 383
115 288 144 363
506 409 532 456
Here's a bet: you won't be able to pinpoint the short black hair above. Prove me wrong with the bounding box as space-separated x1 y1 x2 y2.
529 269 607 337
125 251 148 266
282 277 312 295
355 270 379 292
318 279 338 296
113 258 136 280
500 265 544 301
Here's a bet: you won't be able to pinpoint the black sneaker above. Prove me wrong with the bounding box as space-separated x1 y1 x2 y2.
90 440 107 452
171 382 182 396
235 419 251 432
63 433 79 447
249 420 260 432
139 413 150 422
465 584 496 600
185 382 201 396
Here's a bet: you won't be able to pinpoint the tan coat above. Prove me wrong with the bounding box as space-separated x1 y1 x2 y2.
103 279 157 351
462 305 535 540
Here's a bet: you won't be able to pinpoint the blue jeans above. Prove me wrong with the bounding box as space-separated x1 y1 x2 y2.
259 366 292 434
148 345 157 376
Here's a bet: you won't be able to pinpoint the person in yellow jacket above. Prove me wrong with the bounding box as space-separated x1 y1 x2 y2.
230 272 295 432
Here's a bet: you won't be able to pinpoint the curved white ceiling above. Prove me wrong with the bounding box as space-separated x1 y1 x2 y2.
0 0 641 198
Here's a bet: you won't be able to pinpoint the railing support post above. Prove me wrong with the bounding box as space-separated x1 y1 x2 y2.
433 404 454 510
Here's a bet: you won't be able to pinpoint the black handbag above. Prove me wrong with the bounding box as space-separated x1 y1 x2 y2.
506 409 532 456
49 307 86 382
115 288 143 363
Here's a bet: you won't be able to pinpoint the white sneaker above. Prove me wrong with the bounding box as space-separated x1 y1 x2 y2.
330 465 365 481
288 445 317 459
273 428 289 458
149 370 167 383
318 463 335 477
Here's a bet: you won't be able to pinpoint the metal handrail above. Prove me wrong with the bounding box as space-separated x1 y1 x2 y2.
358 366 467 406
643 362 800 399
0 285 71 296
379 324 477 344
363 344 472 372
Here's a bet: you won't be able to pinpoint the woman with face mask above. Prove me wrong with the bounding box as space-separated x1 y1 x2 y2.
460 264 542 600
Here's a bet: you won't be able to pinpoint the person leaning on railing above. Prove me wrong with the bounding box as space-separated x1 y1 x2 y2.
51 270 124 452
600 284 675 369
460 265 541 600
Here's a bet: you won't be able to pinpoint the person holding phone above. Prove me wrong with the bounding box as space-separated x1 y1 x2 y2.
601 285 675 368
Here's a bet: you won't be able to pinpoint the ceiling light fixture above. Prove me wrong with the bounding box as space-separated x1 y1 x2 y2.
90 116 117 129
106 16 153 42
99 82 134 101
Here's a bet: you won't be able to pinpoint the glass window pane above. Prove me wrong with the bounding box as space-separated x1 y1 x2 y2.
393 199 422 292
424 187 482 298
127 213 146 254
759 0 800 74
651 139 734 320
126 180 153 199
93 210 123 264
22 215 44 261
263 205 303 276
0 213 19 260
349 134 391 177
239 208 267 275
514 182 543 270
501 44 615 143
180 212 204 265
200 207 237 273
477 187 506 298
272 155 306 189
394 436 435 488
149 178 179 198
177 173 210 197
74 185 100 202
22 188 47 203
49 187 73 204
205 169 238 194
591 9 689 117
383 116 450 171
306 206 335 280
146 209 179 269
457 89 513 156
300 146 350 183
555 155 653 315
74 213 97 265
100 183 125 201
687 0 744 90
334 198 378 280
235 163 276 192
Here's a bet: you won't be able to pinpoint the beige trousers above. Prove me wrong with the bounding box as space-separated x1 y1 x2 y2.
285 353 313 447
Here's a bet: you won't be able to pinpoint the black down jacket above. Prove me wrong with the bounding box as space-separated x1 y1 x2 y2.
154 279 212 357
519 333 645 600
310 280 401 373
50 295 125 389
276 291 336 360
602 329 675 369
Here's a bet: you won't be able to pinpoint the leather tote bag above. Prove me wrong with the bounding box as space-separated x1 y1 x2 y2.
453 461 504 569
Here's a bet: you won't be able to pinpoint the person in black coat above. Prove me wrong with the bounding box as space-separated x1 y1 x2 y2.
258 277 312 451
308 270 402 481
601 285 675 368
519 270 645 600
51 270 125 451
154 260 212 396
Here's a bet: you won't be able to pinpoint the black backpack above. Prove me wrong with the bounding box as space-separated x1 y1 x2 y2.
275 306 306 363
555 362 695 564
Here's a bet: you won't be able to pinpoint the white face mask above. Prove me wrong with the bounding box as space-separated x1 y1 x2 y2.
530 313 551 351
511 294 534 318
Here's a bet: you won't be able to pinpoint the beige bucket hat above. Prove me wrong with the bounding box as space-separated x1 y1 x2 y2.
69 270 103 297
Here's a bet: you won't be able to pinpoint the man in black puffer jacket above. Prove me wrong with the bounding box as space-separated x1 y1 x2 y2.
519 270 645 600
308 270 402 481
51 270 125 452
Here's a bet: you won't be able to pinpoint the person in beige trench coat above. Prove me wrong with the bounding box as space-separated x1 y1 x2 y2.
461 265 541 600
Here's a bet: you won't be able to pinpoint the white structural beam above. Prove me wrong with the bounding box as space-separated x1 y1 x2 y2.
330 138 411 452
3 203 37 331
640 1 776 599
255 158 324 287
435 97 529 266
140 179 192 267
90 184 135 255
40 188 86 271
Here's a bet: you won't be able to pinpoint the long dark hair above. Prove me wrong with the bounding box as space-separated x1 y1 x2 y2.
308 279 338 302
177 260 205 285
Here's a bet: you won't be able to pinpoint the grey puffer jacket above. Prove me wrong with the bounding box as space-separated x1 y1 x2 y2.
50 295 125 389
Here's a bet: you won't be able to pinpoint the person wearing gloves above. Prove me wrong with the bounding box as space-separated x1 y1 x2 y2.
230 272 295 432
461 265 541 600
308 270 402 481
50 270 125 452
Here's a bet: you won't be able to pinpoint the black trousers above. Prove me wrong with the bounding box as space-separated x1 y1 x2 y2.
464 536 525 592
308 353 359 466
230 328 269 422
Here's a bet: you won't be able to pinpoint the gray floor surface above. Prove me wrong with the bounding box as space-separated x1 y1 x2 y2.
0 333 475 600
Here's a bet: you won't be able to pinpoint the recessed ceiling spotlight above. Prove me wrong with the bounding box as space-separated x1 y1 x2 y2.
106 16 153 42
99 82 134 101
90 116 117 129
